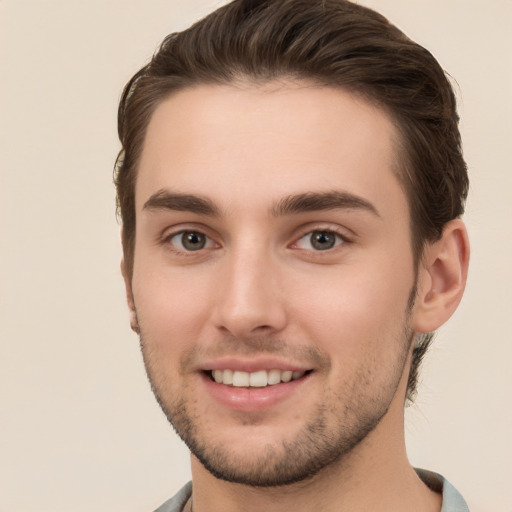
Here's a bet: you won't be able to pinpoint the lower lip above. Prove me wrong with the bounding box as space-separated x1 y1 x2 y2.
201 372 311 413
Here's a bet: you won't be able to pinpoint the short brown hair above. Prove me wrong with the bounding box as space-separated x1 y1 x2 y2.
114 0 469 402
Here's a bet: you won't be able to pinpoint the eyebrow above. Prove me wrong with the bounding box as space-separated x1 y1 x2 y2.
270 191 380 217
143 189 220 217
142 189 379 218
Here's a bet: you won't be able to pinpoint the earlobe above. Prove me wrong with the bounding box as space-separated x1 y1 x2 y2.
121 259 140 335
412 219 470 333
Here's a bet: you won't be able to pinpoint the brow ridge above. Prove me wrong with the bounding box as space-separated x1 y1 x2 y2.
142 189 379 219
270 191 380 217
143 189 220 216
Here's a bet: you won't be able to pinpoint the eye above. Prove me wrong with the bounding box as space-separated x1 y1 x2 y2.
168 230 215 252
294 230 345 251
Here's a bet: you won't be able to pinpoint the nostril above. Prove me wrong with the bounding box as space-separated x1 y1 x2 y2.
255 325 273 331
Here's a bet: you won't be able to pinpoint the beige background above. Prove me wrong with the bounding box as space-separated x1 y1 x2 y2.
1 1 510 511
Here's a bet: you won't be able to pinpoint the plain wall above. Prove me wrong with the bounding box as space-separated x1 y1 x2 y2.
1 1 510 511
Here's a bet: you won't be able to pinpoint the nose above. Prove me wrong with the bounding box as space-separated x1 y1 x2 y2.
212 244 288 339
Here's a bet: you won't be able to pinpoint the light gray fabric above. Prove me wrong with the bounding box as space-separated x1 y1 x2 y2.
416 469 470 512
153 470 469 512
153 481 191 512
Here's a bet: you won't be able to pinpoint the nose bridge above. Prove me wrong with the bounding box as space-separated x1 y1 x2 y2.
213 236 286 337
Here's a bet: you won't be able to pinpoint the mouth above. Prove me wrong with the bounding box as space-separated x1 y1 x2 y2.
207 369 313 388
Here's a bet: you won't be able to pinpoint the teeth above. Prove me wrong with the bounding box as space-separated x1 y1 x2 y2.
249 370 268 387
211 369 306 387
222 369 233 385
232 371 249 387
281 370 292 383
267 369 281 385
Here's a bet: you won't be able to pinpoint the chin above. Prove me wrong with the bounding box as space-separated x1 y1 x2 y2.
164 391 386 487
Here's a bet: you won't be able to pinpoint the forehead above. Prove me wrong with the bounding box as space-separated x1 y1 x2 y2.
136 81 406 218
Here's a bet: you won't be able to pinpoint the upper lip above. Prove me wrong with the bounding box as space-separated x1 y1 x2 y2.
199 357 312 373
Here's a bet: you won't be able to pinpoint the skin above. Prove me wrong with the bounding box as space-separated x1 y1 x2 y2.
122 81 469 512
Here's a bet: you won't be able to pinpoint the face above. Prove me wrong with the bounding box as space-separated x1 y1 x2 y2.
127 82 418 486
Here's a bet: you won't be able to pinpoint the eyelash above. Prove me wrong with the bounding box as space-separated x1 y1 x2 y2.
292 228 349 252
161 226 352 255
163 229 218 254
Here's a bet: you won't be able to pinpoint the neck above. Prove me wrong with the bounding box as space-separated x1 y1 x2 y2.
188 402 441 512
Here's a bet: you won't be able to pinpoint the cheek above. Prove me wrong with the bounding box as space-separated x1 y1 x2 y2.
291 262 414 359
132 266 215 354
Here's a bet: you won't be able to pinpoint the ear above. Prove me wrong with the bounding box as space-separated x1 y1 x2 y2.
121 258 140 334
412 219 470 333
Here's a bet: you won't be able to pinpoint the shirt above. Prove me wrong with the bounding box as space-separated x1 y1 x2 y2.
153 469 469 512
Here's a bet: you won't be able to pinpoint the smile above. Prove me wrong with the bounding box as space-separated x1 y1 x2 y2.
210 369 309 387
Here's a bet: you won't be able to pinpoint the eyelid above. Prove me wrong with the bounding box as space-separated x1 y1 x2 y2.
171 230 216 249
290 224 354 249
160 225 220 254
293 230 346 251
160 222 216 241
158 222 353 253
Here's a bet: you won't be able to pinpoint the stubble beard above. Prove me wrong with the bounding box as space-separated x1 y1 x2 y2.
139 323 414 488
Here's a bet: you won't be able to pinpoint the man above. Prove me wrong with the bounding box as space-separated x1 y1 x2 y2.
115 0 470 510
